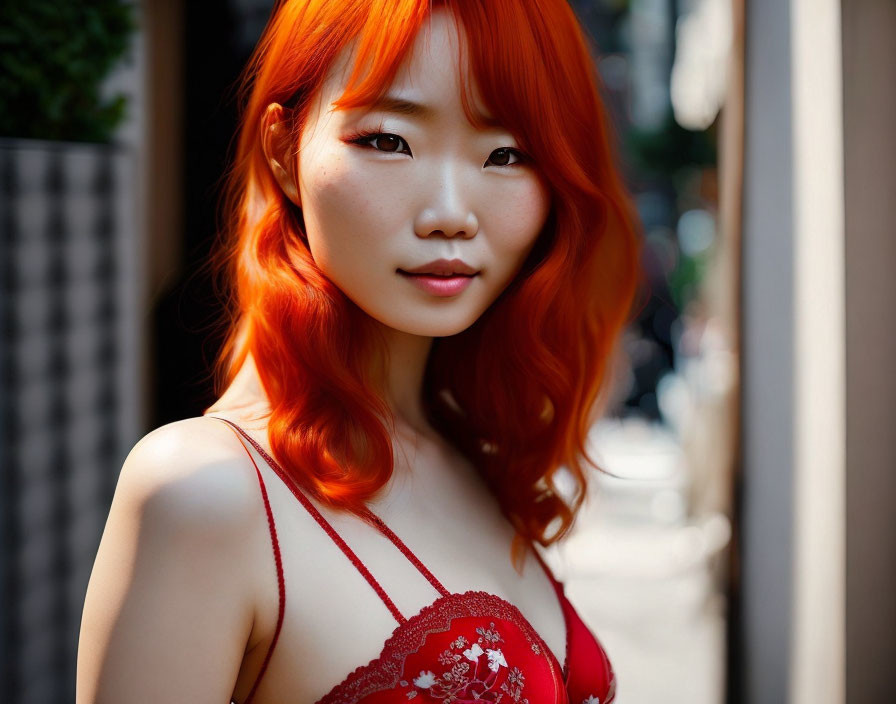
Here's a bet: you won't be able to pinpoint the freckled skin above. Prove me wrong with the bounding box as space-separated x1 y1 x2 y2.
283 9 551 338
78 9 570 704
223 13 565 690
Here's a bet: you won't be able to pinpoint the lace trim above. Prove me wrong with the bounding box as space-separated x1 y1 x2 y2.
315 590 564 704
211 416 616 701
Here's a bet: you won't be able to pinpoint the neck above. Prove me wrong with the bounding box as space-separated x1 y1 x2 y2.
209 331 440 446
205 352 271 424
375 325 436 443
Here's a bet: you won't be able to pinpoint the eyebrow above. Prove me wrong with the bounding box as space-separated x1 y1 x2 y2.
366 94 505 130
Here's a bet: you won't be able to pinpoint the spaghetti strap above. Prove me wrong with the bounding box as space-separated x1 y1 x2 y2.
213 418 285 704
531 544 566 595
209 416 451 624
531 544 573 678
359 506 451 600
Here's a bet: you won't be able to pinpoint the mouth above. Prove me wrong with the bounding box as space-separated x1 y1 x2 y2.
399 257 480 277
397 270 476 278
397 269 478 297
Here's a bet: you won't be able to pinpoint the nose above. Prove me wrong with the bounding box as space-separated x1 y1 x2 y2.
413 167 479 239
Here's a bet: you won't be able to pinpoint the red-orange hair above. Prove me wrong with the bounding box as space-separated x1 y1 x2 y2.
205 0 645 571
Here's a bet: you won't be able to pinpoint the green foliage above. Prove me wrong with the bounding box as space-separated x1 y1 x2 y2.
624 109 718 180
0 1 136 143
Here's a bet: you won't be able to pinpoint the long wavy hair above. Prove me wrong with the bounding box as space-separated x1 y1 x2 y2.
205 0 645 571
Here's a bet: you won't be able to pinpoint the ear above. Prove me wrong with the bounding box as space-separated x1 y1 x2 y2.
260 103 301 207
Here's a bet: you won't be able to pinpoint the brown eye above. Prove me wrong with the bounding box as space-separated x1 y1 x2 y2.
348 131 411 155
375 134 402 152
486 148 524 168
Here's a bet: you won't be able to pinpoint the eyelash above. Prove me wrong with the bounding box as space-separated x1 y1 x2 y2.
345 128 529 168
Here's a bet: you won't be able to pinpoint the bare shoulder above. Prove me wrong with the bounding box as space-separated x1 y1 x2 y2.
116 415 265 531
77 416 270 703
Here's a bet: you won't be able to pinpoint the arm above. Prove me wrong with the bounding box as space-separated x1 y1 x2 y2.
77 418 266 704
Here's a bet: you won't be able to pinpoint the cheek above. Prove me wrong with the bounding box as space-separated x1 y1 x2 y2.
300 154 391 271
485 178 551 268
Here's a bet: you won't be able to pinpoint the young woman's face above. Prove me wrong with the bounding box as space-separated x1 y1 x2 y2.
287 7 551 337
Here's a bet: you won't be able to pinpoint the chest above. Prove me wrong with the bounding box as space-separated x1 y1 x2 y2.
241 455 569 703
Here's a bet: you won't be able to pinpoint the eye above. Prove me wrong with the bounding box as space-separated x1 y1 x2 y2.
346 130 528 168
485 147 527 168
347 130 412 156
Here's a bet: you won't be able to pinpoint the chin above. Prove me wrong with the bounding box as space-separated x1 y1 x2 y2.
384 310 481 338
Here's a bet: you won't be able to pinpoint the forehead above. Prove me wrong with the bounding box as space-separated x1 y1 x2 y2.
314 8 494 126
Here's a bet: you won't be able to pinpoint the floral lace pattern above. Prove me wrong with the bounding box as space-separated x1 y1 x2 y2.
316 591 561 704
214 417 616 704
400 625 530 702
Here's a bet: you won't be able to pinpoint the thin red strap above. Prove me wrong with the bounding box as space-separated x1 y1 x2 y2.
211 416 409 625
531 546 572 680
360 506 451 599
214 419 285 704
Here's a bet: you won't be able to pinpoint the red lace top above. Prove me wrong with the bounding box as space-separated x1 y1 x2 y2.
215 417 617 704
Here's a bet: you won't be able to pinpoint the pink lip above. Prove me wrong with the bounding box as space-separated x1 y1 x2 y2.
398 271 477 297
401 258 479 276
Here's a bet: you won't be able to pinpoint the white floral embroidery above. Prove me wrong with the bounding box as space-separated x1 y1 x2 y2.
501 666 527 700
476 622 503 644
582 696 601 704
413 670 437 689
463 643 484 662
486 648 508 672
450 635 468 650
398 622 530 702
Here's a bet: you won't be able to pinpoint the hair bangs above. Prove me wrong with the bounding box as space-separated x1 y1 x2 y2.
205 0 646 574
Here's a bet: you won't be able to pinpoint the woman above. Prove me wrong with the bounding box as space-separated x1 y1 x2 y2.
78 1 643 702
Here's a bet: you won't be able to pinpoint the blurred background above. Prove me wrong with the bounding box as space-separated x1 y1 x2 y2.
0 0 892 702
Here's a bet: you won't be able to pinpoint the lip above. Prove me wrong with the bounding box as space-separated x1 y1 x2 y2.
398 270 477 297
399 258 479 276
